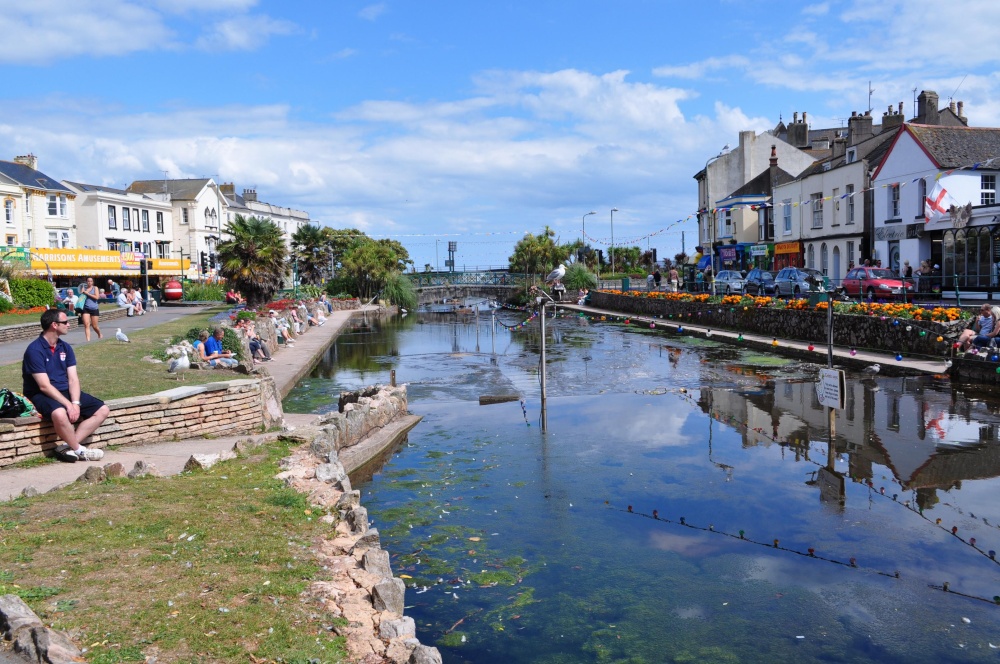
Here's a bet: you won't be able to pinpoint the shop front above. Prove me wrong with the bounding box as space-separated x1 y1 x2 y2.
748 243 773 270
774 241 802 270
2 247 191 290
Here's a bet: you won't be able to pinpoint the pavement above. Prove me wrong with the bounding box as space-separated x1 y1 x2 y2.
0 304 378 501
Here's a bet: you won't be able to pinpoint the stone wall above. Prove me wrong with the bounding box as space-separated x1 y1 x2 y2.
308 385 409 458
0 377 284 468
0 307 131 345
590 291 966 357
329 298 361 311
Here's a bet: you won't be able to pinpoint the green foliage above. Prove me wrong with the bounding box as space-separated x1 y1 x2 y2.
508 227 573 281
218 215 289 309
181 326 243 360
608 246 643 273
298 284 323 299
182 281 225 302
341 237 411 301
235 310 257 322
0 296 13 314
290 224 329 286
562 263 598 290
9 278 55 308
381 271 418 309
324 275 354 297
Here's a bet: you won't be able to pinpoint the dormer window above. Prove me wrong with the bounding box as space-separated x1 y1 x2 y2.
846 148 857 163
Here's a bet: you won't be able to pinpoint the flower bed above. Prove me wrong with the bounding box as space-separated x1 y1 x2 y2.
590 290 967 358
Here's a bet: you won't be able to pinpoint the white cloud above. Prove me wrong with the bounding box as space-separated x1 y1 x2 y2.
195 14 297 51
801 2 830 16
359 3 387 21
652 56 751 80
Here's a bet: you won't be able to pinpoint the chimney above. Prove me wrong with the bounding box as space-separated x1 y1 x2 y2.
769 144 778 168
219 182 235 198
949 100 957 114
243 188 257 203
848 110 874 146
917 90 940 125
957 101 965 121
769 145 779 192
14 154 37 170
832 136 847 159
787 112 809 148
812 137 830 150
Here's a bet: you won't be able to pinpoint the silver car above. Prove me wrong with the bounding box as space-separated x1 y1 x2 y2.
774 267 830 297
715 270 745 295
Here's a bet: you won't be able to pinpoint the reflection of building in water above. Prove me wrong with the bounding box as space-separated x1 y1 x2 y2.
698 376 1000 507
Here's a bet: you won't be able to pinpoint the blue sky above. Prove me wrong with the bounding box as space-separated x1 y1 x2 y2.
2 0 999 269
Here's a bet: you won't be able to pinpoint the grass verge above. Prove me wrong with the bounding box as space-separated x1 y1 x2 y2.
0 437 347 663
0 308 245 400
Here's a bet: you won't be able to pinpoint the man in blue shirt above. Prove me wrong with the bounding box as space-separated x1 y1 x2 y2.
23 309 110 461
204 327 239 368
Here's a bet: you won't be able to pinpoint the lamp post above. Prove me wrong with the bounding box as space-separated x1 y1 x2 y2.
610 208 618 276
703 144 730 273
582 211 596 245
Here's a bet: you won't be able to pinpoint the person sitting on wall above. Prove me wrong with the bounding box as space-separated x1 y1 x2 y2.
116 288 135 316
268 310 295 345
959 305 997 351
127 288 145 316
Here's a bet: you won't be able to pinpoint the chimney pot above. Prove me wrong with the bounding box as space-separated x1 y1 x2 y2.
793 112 799 123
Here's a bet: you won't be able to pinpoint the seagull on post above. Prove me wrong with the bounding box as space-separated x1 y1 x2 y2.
545 263 566 285
862 363 881 375
115 328 130 343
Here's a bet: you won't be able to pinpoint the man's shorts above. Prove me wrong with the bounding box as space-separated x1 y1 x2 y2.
30 391 105 420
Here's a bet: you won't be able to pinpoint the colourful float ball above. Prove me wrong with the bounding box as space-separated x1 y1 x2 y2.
808 344 815 351
743 306 748 311
892 320 899 326
677 326 684 333
737 334 744 342
895 354 903 361
992 355 999 362
771 339 779 347
920 330 927 336
624 319 630 325
905 325 912 332
850 348 857 356
996 367 1000 374
937 336 943 342
650 323 655 329
600 316 606 321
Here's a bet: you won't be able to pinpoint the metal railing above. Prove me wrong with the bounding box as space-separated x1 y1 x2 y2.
407 270 517 287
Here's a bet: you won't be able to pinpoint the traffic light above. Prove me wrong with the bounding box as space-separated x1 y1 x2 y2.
652 248 657 263
210 253 217 270
140 259 148 276
597 249 604 266
200 251 208 274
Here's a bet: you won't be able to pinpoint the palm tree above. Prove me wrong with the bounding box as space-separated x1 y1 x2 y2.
217 215 288 308
291 224 328 285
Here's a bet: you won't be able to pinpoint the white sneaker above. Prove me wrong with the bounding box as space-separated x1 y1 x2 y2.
75 445 104 461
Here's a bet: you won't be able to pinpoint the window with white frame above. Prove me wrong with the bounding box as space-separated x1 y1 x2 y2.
157 243 169 259
108 205 117 230
182 208 189 224
142 210 149 232
983 174 996 205
60 232 70 248
133 209 139 232
122 207 131 230
807 244 815 269
783 200 792 234
821 243 828 275
47 231 58 248
721 209 733 237
156 211 164 233
846 184 855 223
5 235 15 247
4 199 13 225
889 183 900 218
24 197 30 217
811 193 823 228
846 241 855 267
832 188 840 225
917 178 927 214
47 194 67 217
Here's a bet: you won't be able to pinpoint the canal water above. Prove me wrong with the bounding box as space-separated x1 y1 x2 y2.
284 310 1000 663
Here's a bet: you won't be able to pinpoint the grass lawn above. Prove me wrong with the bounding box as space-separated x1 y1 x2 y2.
0 308 243 400
0 304 119 328
0 438 348 662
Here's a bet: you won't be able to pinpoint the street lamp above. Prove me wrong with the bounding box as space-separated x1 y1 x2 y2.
582 211 596 245
703 144 730 273
610 208 619 275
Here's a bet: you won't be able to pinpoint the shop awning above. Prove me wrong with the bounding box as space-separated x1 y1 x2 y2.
696 256 711 269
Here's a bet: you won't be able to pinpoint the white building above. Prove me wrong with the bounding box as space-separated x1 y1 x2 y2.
64 181 175 258
0 155 76 250
219 183 310 249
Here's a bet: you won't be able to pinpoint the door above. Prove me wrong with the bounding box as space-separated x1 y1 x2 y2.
888 241 900 275
832 246 841 287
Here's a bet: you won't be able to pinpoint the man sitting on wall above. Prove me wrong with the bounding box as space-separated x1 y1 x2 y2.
116 288 135 316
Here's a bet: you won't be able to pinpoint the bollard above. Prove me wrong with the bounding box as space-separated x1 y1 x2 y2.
390 369 396 387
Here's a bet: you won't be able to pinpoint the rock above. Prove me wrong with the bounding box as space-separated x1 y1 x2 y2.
0 594 43 639
76 466 106 483
13 625 82 664
20 486 39 498
371 578 405 614
316 461 347 484
184 451 237 471
361 549 392 579
356 528 381 550
337 490 361 510
127 460 160 479
348 506 369 534
379 616 415 640
103 462 126 478
408 645 443 664
336 476 353 494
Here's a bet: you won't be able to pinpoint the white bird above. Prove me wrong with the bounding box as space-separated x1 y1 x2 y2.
863 363 881 375
115 328 130 343
167 350 191 380
545 263 567 284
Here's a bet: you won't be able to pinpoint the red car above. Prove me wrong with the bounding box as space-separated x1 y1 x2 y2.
840 267 914 300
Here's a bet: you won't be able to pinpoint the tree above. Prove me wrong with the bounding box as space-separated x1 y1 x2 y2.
291 224 329 285
340 237 407 301
322 227 366 276
508 227 572 282
217 215 288 308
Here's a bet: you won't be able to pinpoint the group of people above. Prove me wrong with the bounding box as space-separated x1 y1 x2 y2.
959 304 1000 351
645 267 682 292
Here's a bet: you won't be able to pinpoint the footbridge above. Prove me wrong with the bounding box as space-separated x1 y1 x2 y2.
408 271 520 305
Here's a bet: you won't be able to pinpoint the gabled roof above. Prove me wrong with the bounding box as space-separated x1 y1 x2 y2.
0 160 72 194
64 181 155 199
128 178 213 200
722 165 800 202
904 124 1000 169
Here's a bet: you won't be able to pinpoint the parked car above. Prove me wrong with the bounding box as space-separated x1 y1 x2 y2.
839 267 914 300
774 267 831 297
715 270 745 295
744 268 777 296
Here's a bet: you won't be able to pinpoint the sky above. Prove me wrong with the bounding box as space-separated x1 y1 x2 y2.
2 0 999 271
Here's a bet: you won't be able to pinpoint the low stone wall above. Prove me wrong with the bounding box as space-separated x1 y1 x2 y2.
590 291 966 357
309 385 409 457
329 298 361 311
0 307 131 344
0 377 284 468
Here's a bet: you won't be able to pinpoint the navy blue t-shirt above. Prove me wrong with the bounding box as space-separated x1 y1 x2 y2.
22 335 76 398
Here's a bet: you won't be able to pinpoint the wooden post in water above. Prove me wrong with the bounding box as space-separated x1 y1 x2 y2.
390 369 396 387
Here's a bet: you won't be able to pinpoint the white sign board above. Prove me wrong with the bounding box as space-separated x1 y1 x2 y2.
816 368 846 409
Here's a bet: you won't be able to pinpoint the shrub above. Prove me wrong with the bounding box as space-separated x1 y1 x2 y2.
180 326 244 361
381 271 417 310
299 284 323 299
183 281 225 302
325 276 354 297
562 263 598 290
10 278 56 309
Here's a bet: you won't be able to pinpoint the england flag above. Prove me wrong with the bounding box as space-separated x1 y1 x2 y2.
924 177 958 223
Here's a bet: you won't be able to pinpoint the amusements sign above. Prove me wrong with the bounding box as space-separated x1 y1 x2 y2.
816 368 845 409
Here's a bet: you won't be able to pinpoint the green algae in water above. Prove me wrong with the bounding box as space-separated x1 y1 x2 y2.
436 631 468 648
736 351 794 366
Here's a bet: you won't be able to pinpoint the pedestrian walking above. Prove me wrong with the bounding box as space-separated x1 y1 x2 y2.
80 277 103 341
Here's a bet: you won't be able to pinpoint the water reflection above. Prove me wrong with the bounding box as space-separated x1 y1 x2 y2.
285 312 1000 662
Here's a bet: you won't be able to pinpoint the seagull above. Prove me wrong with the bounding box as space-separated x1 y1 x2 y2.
167 350 191 381
545 263 567 284
115 328 130 343
863 363 881 375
